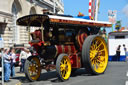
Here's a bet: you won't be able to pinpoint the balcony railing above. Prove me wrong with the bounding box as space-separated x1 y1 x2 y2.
32 0 64 7
26 0 64 13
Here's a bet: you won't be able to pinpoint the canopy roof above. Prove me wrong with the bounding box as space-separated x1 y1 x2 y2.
17 14 112 28
109 31 128 36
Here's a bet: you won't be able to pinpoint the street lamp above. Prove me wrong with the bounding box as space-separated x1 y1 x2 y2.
53 0 56 13
95 0 99 21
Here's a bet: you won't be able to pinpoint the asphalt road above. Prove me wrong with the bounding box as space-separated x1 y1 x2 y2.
1 62 128 85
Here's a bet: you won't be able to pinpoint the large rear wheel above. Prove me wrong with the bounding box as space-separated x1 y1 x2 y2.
24 56 41 81
82 35 108 75
56 54 71 81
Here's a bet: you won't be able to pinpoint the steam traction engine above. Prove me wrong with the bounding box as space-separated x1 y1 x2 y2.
16 14 112 81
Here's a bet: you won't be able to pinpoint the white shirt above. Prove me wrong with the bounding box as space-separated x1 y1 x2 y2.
0 53 1 57
19 51 31 61
11 53 17 63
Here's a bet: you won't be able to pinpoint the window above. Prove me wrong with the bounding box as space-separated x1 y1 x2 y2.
115 36 125 39
50 0 53 2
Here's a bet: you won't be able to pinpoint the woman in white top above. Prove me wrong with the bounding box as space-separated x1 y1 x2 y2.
9 48 17 77
19 48 31 72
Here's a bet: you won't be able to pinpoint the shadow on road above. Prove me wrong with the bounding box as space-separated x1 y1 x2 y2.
70 68 92 77
11 68 94 84
12 71 59 83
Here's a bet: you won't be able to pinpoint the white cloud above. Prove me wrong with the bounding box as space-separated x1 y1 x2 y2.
122 4 128 17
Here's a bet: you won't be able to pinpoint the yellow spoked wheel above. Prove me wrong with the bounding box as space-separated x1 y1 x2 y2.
82 35 108 74
25 56 41 81
56 54 71 81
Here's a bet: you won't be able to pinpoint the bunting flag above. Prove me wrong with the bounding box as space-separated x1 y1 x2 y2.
115 20 121 30
119 27 125 31
78 12 84 16
108 10 117 24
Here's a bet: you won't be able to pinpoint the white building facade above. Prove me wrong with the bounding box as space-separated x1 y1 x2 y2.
0 0 64 48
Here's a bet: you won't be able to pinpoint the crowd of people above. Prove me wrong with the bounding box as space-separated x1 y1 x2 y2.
0 47 31 82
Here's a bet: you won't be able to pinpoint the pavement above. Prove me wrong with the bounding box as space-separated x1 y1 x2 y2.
0 67 25 85
0 67 56 85
0 62 128 85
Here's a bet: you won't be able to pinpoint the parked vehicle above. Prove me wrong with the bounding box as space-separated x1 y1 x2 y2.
16 14 112 82
15 47 24 66
13 44 24 66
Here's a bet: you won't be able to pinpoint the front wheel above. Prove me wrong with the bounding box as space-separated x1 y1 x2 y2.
24 56 41 82
82 35 108 75
56 53 71 81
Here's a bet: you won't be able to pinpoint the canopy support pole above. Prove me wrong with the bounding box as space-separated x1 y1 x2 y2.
28 26 30 42
41 24 44 42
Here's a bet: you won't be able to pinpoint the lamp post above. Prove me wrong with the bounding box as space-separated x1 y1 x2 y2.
95 0 99 21
53 0 55 13
2 51 4 85
0 38 4 85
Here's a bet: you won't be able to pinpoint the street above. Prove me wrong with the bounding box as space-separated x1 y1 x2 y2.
1 62 128 85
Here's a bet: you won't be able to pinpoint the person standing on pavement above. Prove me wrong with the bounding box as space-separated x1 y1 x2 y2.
19 48 31 72
3 49 11 82
123 44 127 52
116 45 121 61
9 47 17 77
123 44 128 62
0 48 4 66
125 49 128 62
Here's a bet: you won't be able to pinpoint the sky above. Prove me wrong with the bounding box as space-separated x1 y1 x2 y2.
63 0 128 33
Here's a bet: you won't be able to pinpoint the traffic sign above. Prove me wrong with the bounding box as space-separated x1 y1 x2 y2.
0 38 4 48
